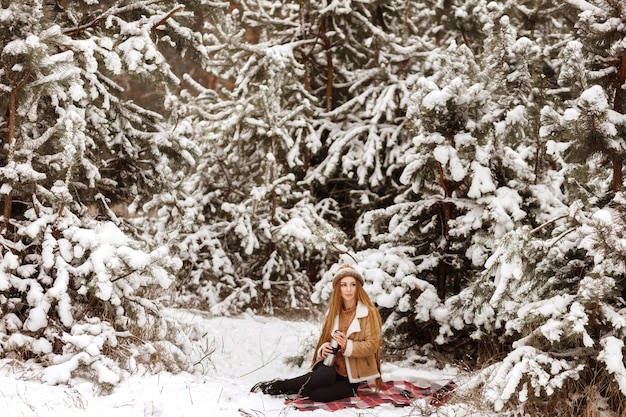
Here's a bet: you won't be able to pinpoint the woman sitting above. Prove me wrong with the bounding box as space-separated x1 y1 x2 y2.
251 264 383 402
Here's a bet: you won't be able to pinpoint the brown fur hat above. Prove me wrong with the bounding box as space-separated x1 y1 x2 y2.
332 264 364 287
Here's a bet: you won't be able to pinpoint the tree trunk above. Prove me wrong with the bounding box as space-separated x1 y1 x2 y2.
300 0 312 169
612 153 623 193
436 161 453 299
3 72 30 229
611 54 626 192
320 16 333 112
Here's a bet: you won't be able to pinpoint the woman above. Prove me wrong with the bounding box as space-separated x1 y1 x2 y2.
250 264 383 402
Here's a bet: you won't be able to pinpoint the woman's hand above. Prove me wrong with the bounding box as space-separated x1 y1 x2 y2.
320 342 332 358
333 331 347 350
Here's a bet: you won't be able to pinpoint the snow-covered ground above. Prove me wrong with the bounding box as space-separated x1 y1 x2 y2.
0 309 485 417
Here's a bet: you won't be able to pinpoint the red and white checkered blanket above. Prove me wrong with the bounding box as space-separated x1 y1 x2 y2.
285 380 457 412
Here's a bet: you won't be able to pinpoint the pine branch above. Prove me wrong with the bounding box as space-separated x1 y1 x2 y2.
62 0 165 36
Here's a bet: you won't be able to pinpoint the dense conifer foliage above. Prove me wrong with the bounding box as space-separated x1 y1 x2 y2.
1 1 625 415
0 0 210 386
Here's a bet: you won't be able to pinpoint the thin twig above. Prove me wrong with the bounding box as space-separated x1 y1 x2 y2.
530 214 569 236
238 353 281 378
151 5 185 32
187 385 193 405
546 227 577 252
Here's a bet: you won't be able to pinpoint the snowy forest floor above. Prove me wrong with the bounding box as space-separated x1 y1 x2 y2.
0 308 496 417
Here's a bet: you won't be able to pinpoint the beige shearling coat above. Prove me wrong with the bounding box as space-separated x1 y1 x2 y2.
316 301 382 383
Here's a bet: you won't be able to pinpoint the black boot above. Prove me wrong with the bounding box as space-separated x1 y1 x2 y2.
250 379 284 395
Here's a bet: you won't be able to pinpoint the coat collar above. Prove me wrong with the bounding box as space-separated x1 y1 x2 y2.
333 301 369 336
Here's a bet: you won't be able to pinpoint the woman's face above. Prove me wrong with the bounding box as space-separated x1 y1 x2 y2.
339 276 358 305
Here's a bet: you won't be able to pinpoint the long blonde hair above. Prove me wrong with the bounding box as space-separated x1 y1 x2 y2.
311 279 384 390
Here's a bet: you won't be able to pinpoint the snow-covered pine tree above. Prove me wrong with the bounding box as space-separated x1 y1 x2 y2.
155 0 438 316
293 1 447 335
437 2 626 415
553 0 626 195
0 0 210 386
350 0 582 377
275 0 426 230
444 199 626 415
356 11 540 304
142 1 350 315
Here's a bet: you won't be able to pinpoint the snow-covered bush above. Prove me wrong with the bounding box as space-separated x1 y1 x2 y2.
442 200 626 414
149 180 347 315
0 204 194 386
0 0 211 387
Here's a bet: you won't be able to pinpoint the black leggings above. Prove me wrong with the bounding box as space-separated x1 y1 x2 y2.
279 362 359 402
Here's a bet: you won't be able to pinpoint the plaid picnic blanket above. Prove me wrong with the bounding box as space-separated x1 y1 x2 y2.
285 379 457 412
